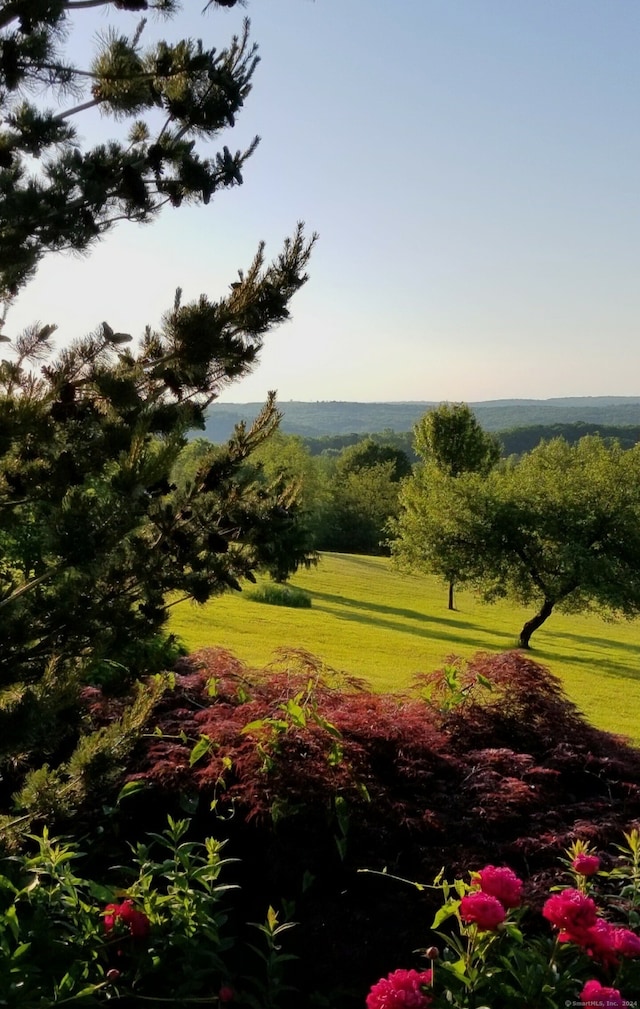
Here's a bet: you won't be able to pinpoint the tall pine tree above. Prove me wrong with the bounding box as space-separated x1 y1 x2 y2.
0 0 316 823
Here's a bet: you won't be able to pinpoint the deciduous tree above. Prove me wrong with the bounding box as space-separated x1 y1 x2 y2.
410 403 500 608
414 403 501 478
315 438 411 555
334 437 412 482
391 436 640 648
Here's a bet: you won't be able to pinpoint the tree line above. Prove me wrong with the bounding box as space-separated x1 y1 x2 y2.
298 420 640 460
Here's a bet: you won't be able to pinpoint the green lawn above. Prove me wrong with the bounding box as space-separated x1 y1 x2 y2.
169 552 640 742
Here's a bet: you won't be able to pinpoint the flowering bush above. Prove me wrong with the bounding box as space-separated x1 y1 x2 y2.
543 887 599 932
581 978 625 1008
366 833 640 1008
0 816 296 1007
72 647 640 998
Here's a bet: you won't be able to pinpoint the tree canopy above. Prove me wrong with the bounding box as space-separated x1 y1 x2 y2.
414 402 501 476
334 437 412 482
408 403 500 608
391 436 640 647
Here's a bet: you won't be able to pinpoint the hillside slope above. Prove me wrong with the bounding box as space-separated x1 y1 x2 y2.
204 397 640 440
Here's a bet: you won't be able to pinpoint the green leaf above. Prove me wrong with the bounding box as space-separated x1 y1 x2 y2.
3 905 19 941
116 779 146 803
11 942 31 960
241 719 268 735
441 958 472 985
189 734 212 766
178 793 199 815
431 899 459 929
503 923 524 944
282 700 306 727
88 881 116 902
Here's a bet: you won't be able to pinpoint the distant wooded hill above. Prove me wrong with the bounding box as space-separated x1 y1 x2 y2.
299 423 640 461
203 397 640 442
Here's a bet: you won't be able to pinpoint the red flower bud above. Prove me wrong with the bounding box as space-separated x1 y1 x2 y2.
572 853 601 877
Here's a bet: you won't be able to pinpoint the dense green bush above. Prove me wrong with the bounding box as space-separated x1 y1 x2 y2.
0 815 298 1007
246 583 312 608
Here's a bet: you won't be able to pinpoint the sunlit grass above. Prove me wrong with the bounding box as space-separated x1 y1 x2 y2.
169 552 640 742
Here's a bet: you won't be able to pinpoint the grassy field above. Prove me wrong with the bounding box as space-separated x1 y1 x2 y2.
169 552 640 742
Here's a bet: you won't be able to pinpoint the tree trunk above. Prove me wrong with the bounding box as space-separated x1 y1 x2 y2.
519 598 554 649
448 579 455 611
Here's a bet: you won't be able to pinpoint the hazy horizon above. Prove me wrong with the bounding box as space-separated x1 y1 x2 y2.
212 395 640 405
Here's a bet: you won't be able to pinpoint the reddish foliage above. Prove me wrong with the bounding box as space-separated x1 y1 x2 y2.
81 647 640 1006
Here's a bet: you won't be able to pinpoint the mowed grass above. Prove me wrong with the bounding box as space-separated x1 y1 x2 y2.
169 552 640 742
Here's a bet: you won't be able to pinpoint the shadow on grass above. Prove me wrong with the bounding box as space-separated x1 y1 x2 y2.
532 644 640 684
310 589 515 648
310 590 476 629
546 628 640 656
310 591 640 679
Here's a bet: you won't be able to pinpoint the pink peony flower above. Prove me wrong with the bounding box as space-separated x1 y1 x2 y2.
543 888 597 933
566 920 640 966
475 865 523 908
572 853 601 876
459 891 506 931
366 968 433 1009
580 979 625 1008
565 917 619 968
104 899 150 940
613 926 640 958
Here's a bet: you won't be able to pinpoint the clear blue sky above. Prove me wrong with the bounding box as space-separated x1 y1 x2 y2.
8 0 640 402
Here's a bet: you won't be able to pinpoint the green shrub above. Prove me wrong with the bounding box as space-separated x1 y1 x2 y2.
0 815 297 1007
87 632 188 693
246 584 312 609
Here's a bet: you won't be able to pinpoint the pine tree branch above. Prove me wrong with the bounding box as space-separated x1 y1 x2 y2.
65 0 122 7
54 97 103 121
64 0 173 9
0 569 59 610
162 594 191 610
38 63 199 84
35 65 97 80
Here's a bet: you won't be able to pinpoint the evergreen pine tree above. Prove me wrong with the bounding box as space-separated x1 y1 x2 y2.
0 0 316 824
